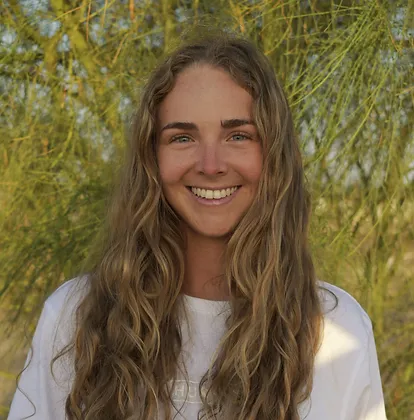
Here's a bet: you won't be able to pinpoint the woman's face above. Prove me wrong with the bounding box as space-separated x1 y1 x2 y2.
157 64 263 238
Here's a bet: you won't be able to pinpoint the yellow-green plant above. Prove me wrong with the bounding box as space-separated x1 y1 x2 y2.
0 1 412 419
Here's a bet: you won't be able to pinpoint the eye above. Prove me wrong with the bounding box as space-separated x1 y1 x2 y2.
171 135 192 143
230 132 251 141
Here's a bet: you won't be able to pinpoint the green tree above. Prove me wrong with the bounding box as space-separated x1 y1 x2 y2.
0 0 413 418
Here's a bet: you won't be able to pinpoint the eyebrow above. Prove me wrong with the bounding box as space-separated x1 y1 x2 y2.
160 118 255 132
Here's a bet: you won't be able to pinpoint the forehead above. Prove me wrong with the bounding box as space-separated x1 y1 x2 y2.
157 64 253 126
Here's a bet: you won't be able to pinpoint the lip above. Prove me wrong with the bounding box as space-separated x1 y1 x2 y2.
186 186 240 206
187 185 240 190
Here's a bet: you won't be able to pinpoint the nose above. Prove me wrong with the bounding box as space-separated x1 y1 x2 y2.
195 142 228 176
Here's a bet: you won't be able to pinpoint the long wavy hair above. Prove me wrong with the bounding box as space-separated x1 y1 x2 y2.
56 32 323 420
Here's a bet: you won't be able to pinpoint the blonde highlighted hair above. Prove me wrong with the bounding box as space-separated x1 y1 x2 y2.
56 31 323 420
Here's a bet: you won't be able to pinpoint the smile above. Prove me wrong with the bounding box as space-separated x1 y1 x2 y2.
189 186 240 199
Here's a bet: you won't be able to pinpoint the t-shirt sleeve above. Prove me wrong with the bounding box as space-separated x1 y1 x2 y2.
7 301 70 420
351 320 388 420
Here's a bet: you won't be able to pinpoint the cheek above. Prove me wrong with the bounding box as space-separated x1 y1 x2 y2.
239 147 263 184
250 158 263 183
158 152 188 186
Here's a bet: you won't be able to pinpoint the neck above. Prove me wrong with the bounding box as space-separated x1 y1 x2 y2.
181 229 230 301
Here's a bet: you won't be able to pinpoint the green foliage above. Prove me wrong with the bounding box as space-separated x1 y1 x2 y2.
0 0 413 418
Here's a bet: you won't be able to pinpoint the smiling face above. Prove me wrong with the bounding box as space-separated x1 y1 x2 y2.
156 64 263 239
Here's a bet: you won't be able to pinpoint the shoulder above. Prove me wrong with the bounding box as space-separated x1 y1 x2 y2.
41 275 90 341
317 280 372 337
303 282 386 419
7 277 90 418
44 275 90 315
315 280 373 375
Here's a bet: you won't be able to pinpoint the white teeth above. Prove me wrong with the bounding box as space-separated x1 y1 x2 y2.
190 186 238 200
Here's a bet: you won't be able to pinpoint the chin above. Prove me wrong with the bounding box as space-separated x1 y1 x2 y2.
203 231 232 239
189 222 237 239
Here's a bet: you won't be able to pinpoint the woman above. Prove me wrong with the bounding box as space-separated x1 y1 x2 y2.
8 33 387 420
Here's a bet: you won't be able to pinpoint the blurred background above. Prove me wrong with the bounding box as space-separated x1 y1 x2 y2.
0 0 413 418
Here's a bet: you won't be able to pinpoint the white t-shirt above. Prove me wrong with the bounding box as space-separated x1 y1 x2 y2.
8 277 387 420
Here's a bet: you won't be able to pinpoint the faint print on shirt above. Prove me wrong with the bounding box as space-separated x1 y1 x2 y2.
168 378 311 418
169 379 209 404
